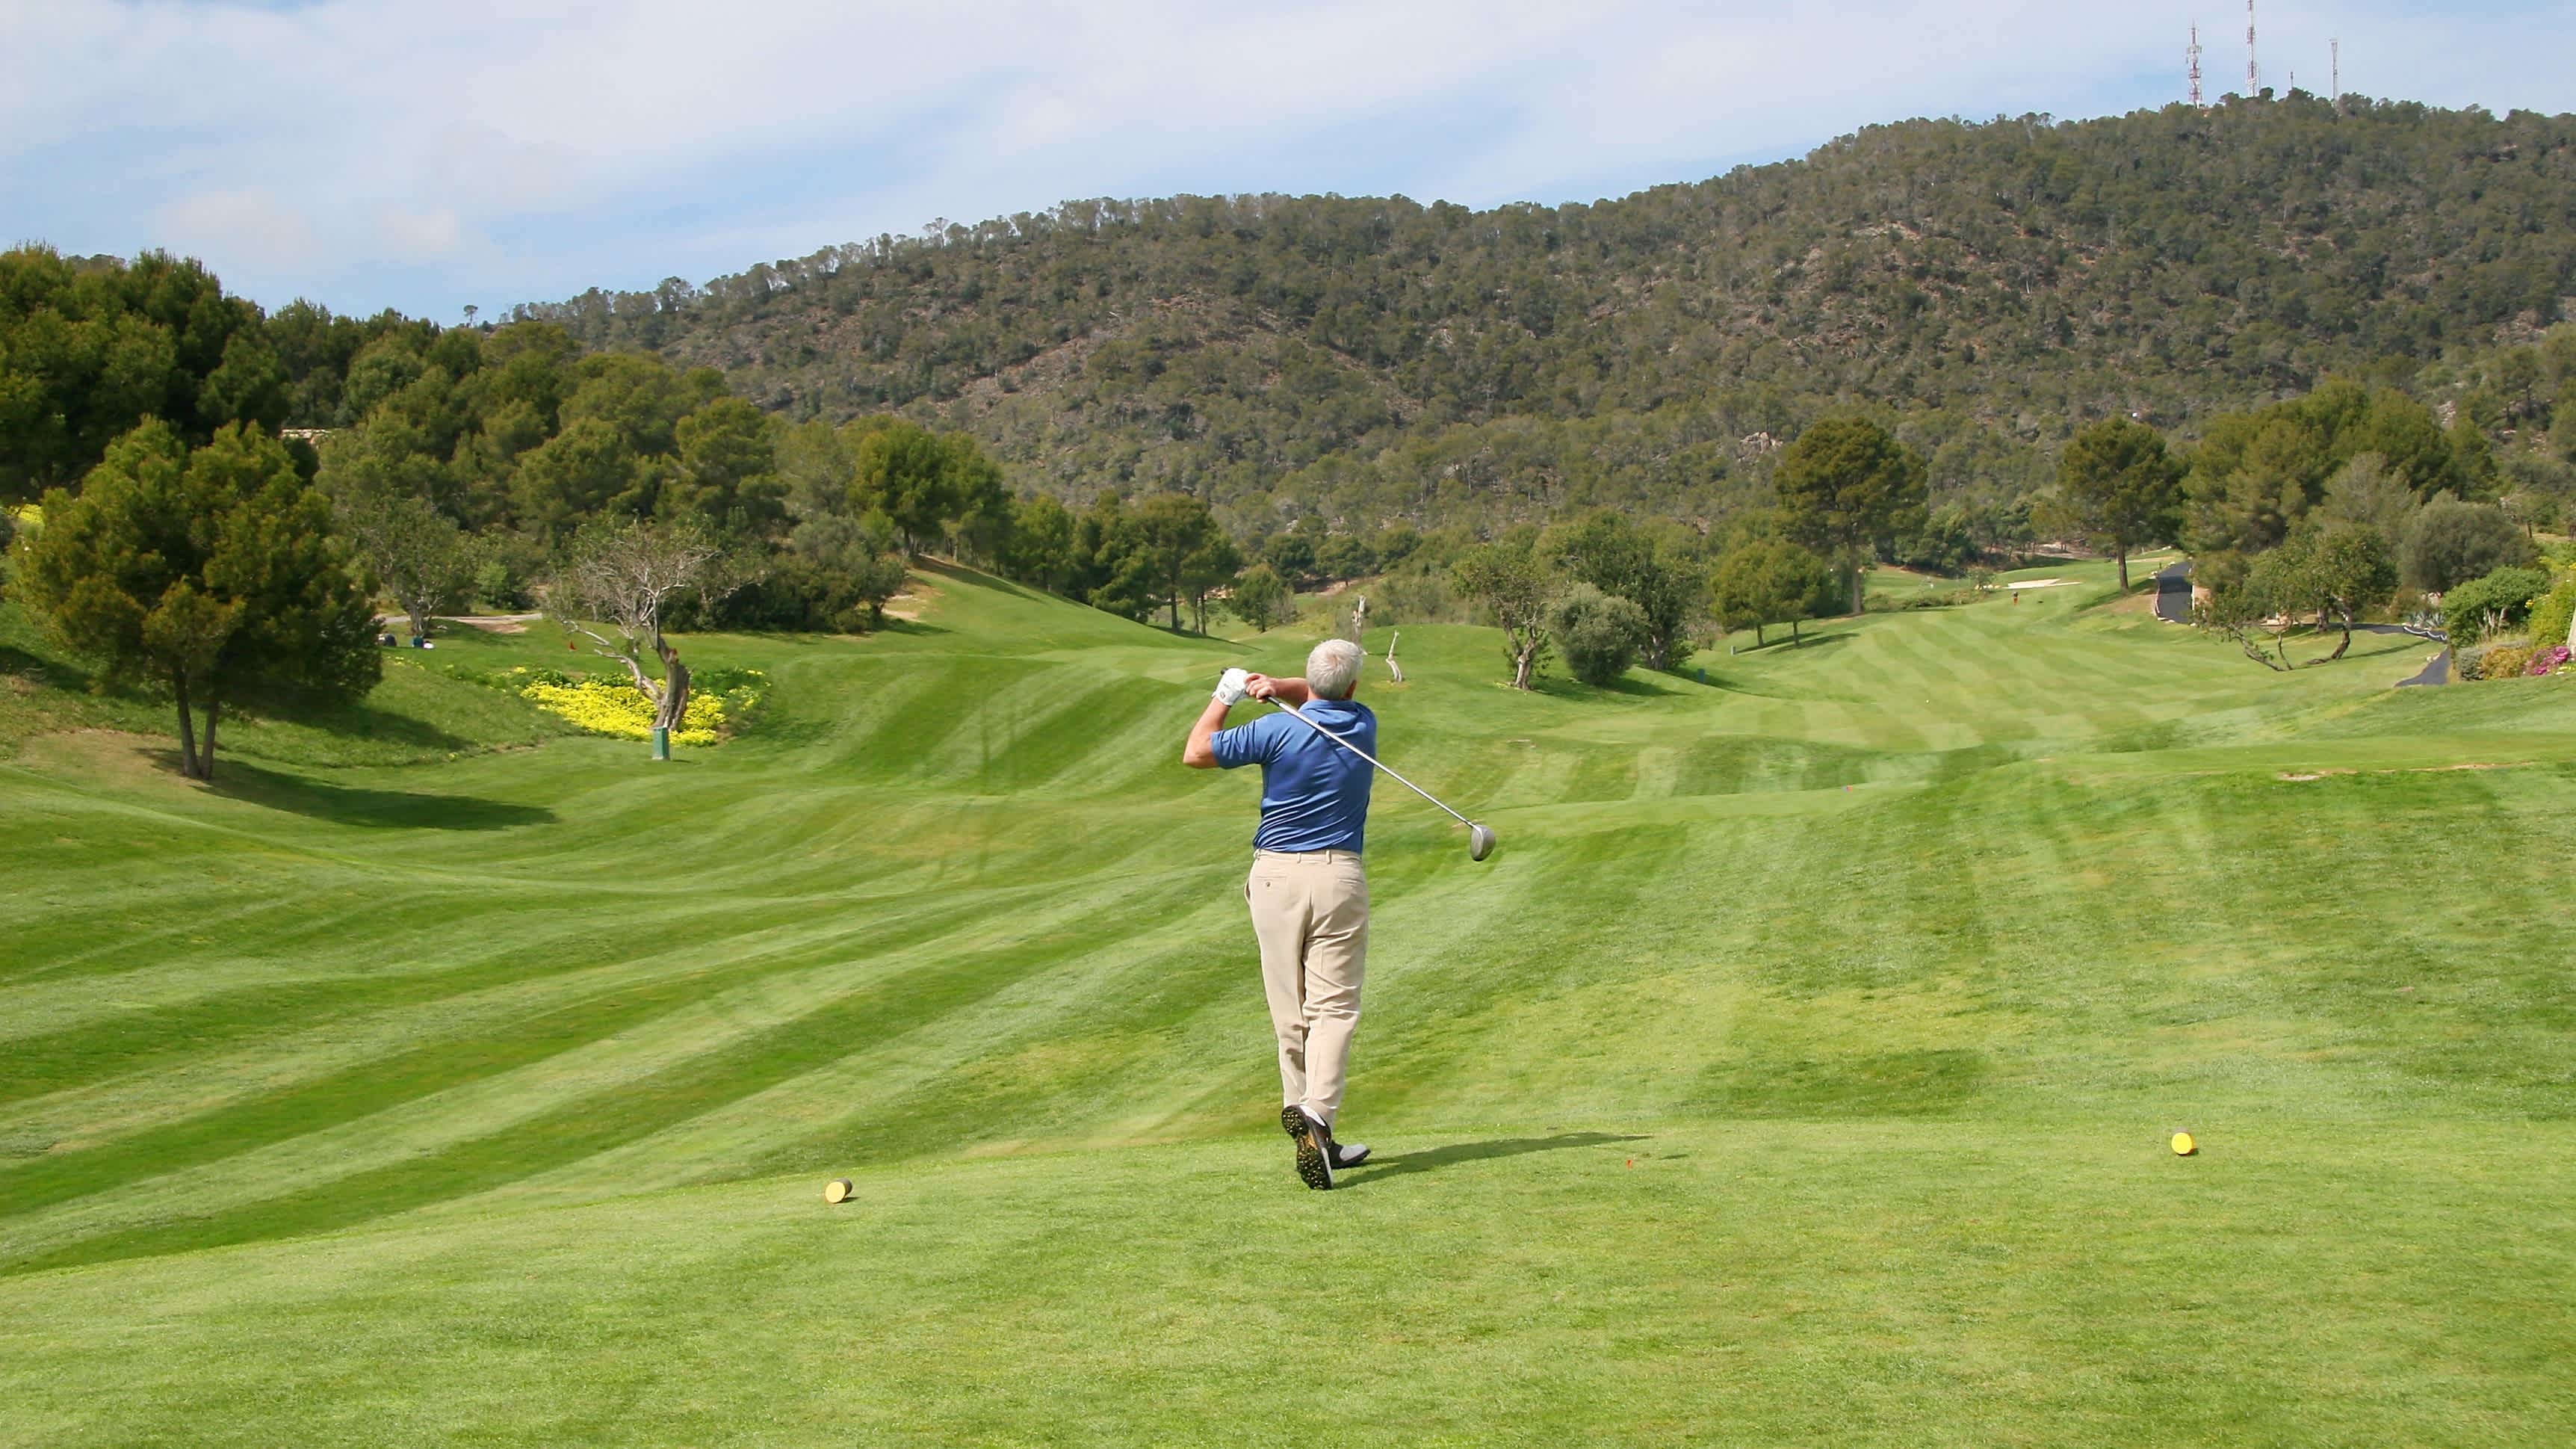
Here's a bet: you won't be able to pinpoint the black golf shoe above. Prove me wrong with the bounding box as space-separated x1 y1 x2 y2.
1281 1107 1368 1188
1278 1105 1372 1168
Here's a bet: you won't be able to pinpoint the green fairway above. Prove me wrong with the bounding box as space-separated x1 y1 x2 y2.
4 563 2573 1446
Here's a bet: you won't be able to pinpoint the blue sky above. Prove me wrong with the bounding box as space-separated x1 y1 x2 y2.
5 1 2574 321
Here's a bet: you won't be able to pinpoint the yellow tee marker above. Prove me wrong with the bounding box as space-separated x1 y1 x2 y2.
2170 1132 2197 1157
824 1178 855 1204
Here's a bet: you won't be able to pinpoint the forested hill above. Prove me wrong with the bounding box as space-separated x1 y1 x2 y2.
515 95 2576 532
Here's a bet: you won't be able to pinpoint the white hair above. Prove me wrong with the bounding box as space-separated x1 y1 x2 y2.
1307 638 1364 699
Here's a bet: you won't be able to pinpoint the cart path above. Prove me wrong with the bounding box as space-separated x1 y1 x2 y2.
2152 560 2193 623
2397 646 2451 687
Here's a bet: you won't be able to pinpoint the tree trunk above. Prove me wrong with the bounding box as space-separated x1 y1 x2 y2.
200 696 222 782
405 599 433 638
2328 608 2353 661
652 637 691 731
2117 549 2131 591
1792 619 1803 644
1511 643 1537 690
173 677 202 780
1753 624 1765 647
1849 566 1866 615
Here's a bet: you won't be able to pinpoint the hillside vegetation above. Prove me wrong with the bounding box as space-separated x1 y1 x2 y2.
4 567 2572 1445
523 96 2576 531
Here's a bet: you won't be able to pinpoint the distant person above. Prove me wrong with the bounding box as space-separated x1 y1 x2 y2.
1181 639 1377 1190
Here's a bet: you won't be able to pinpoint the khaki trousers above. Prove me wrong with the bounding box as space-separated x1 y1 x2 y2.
1245 848 1368 1125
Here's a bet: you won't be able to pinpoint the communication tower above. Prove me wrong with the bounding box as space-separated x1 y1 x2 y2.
2188 26 2204 106
2331 38 2341 98
2246 0 2260 93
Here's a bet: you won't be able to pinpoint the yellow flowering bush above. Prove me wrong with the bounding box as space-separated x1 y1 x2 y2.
2465 643 2536 682
515 667 764 746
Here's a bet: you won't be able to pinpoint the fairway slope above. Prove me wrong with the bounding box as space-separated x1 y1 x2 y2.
4 567 2572 1446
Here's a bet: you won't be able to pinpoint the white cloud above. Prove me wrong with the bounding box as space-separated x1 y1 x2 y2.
152 186 321 268
7 1 2575 315
418 124 581 214
371 205 486 264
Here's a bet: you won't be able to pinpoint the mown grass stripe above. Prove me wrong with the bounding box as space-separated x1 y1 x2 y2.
4 873 1217 1273
0 886 1039 1222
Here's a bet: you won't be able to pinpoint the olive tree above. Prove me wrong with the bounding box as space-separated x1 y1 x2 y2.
1712 538 1834 647
2199 528 2397 668
2267 528 2399 661
1452 538 1556 689
549 519 740 744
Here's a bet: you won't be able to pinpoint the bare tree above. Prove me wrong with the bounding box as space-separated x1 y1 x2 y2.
548 521 738 743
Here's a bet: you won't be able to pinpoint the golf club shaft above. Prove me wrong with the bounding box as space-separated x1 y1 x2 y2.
1265 698 1481 831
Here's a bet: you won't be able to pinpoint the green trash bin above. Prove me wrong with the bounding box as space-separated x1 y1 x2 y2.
651 726 671 761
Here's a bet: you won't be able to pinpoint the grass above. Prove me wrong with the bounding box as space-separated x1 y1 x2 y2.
3 558 2574 1445
0 602 575 764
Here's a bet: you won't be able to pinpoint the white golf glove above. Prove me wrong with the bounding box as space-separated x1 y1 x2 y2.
1214 667 1251 705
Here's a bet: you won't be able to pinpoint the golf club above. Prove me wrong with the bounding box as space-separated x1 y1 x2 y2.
1263 696 1497 861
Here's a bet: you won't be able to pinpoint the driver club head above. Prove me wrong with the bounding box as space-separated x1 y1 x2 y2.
1468 823 1496 862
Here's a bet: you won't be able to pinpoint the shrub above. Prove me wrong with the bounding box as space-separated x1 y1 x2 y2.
467 532 545 612
708 556 834 630
2402 499 2536 593
702 551 907 632
2468 643 2536 681
1368 568 1468 625
1224 563 1295 631
486 664 764 744
2524 575 2576 654
519 671 762 744
2527 644 2572 676
2440 566 2550 645
1550 583 1647 686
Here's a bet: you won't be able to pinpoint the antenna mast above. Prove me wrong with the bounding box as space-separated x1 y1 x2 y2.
2246 0 2260 93
2331 38 2341 98
2188 25 2204 106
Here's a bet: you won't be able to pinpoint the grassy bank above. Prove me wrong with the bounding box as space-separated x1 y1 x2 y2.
3 560 2571 1445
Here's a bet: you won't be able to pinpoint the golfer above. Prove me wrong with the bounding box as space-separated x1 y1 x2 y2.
1183 639 1376 1190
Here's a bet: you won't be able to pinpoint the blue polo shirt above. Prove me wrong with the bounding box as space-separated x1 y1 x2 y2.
1210 699 1378 853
